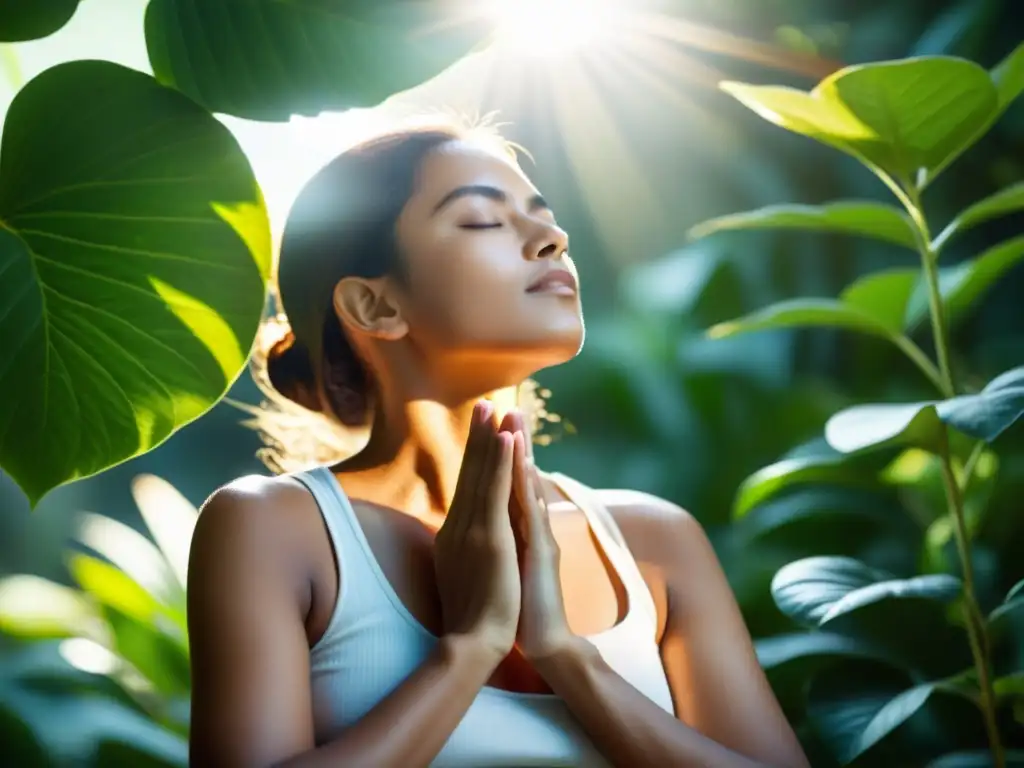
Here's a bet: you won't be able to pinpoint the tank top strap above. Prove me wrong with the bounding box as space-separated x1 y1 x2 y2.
290 466 391 638
543 471 659 628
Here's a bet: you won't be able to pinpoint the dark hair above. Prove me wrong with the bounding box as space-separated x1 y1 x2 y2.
243 118 537 472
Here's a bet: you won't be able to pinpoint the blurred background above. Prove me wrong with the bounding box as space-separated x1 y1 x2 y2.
0 0 1021 765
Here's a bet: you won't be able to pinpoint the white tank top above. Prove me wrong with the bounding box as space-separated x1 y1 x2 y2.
293 466 675 767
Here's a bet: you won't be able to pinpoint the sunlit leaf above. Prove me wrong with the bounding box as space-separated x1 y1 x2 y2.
69 555 164 629
826 366 1024 453
688 201 918 249
145 0 491 121
76 513 180 610
131 475 198 591
934 183 1024 250
0 575 100 639
992 41 1024 110
710 299 897 341
0 60 271 507
0 0 80 42
905 236 1024 330
721 57 998 189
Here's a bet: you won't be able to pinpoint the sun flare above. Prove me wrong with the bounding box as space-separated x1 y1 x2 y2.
486 0 625 57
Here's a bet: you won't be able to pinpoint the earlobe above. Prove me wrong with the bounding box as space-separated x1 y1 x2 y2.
333 277 408 341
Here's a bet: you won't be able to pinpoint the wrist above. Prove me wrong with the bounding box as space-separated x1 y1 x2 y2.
439 632 505 679
528 634 598 678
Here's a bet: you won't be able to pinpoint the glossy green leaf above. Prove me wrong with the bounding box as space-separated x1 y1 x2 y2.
826 366 1024 453
992 41 1024 110
1009 579 1024 603
905 236 1024 330
131 474 198 591
145 0 490 121
720 57 998 188
69 555 165 630
934 183 1024 250
0 0 80 42
771 556 888 625
0 60 271 507
688 201 917 249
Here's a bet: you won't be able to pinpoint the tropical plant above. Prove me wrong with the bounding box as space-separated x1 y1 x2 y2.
689 44 1024 767
0 474 196 766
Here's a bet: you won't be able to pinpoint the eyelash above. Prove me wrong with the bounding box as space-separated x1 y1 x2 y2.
460 222 503 230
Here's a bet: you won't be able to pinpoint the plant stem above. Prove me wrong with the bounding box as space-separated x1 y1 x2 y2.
938 438 1004 768
905 188 956 399
905 185 1003 767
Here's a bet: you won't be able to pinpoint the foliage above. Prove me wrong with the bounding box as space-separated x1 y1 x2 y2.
0 475 194 766
690 42 1024 767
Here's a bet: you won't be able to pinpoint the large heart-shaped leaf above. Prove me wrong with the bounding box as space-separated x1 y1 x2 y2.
688 201 918 249
145 0 490 121
720 57 998 189
933 183 1024 251
0 0 80 42
905 235 1024 330
0 60 271 507
826 366 1024 453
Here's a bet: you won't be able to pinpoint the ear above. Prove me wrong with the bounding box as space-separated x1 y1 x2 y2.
332 276 409 341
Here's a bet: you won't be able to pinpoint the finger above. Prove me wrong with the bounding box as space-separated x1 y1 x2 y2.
472 408 501 511
484 431 515 531
529 466 556 542
509 431 529 541
498 407 519 435
451 400 491 537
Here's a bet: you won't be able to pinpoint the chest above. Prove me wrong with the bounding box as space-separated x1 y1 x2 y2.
305 501 629 693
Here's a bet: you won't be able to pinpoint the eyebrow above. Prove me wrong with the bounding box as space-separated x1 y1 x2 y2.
430 184 550 215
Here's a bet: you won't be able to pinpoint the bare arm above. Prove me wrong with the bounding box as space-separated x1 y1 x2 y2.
534 496 809 768
187 481 501 768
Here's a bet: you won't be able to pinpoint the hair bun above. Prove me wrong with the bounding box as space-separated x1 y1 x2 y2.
261 320 320 413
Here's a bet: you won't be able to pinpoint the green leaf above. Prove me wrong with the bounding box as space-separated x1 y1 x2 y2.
688 201 918 249
131 474 198 592
756 632 887 670
826 366 1024 453
0 0 80 42
0 575 99 639
810 676 939 764
721 57 998 189
68 555 172 637
771 556 888 626
928 750 1024 768
934 183 1024 250
840 269 920 332
905 236 1024 330
711 298 897 341
992 41 1024 111
732 454 871 519
0 60 271 507
771 556 962 631
1008 579 1024 603
145 0 490 121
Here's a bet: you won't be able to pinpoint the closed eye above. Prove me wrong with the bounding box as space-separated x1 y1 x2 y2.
460 222 503 230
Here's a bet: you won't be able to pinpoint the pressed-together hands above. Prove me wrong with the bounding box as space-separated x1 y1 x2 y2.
433 400 573 670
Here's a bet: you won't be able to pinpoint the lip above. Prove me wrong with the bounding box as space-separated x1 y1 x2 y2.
526 268 578 296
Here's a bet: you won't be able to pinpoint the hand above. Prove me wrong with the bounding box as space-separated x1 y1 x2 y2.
434 401 521 662
500 410 575 663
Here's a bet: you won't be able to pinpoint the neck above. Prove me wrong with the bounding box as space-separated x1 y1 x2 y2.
343 384 530 520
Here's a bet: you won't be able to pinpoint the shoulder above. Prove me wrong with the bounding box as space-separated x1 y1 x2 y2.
593 487 709 564
189 474 321 598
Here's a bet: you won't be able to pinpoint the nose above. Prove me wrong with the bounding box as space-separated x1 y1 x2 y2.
524 220 569 262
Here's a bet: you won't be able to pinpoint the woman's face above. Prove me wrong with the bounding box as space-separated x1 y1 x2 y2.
392 140 584 374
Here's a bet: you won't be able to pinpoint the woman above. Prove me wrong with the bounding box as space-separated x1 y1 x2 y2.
187 122 809 768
